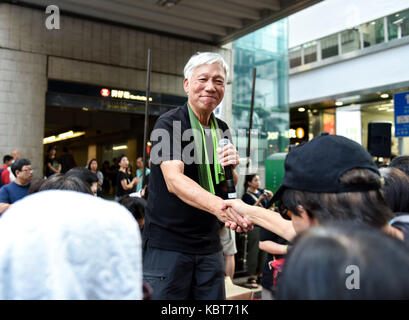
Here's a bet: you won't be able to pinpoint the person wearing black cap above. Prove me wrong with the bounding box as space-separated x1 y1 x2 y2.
224 134 404 242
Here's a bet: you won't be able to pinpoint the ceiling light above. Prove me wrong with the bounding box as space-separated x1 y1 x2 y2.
113 145 128 150
335 101 343 106
43 131 85 144
380 93 389 99
298 107 306 112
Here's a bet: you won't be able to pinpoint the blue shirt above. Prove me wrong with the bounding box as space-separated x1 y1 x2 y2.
136 168 150 192
0 182 30 204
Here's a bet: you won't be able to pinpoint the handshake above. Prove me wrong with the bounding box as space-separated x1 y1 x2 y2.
218 199 255 233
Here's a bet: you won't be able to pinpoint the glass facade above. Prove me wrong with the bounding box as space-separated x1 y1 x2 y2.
362 18 385 47
388 8 409 40
232 19 289 166
321 34 339 59
289 46 302 68
291 7 409 68
341 28 361 54
303 41 317 64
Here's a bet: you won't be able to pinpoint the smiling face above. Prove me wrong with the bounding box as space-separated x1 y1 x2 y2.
183 63 226 116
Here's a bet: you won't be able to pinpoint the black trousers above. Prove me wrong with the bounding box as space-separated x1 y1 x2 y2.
246 226 267 275
143 244 225 300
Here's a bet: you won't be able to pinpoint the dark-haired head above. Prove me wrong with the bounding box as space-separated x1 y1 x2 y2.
28 178 46 194
380 167 409 214
11 158 31 176
39 173 92 195
389 155 409 177
277 222 409 299
3 155 13 164
243 174 257 191
281 168 393 233
65 167 98 195
118 195 146 229
87 159 98 171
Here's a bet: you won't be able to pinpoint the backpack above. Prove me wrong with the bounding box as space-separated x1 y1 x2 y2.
0 167 7 188
268 258 286 287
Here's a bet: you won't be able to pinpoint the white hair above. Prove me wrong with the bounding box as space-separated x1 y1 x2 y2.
183 52 229 81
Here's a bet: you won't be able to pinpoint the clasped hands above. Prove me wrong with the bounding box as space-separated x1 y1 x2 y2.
216 143 254 232
219 199 254 232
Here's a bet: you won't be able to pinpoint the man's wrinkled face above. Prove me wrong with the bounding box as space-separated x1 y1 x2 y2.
183 63 226 114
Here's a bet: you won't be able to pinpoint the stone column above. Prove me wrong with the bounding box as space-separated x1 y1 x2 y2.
0 48 47 178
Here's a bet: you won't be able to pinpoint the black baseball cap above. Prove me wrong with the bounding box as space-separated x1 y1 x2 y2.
269 134 380 205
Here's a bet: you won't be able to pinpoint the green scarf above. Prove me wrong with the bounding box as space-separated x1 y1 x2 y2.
187 104 225 194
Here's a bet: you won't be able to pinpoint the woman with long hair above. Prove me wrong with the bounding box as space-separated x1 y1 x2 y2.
241 174 273 288
115 155 138 201
87 159 103 197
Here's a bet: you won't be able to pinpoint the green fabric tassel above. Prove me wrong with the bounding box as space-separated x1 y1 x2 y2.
187 104 225 194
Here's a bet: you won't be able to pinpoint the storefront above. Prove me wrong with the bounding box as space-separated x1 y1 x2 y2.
290 86 409 161
44 80 186 173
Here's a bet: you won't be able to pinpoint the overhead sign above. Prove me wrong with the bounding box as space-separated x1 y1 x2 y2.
394 91 409 137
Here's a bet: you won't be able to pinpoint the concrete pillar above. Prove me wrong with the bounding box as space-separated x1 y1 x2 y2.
0 48 47 178
87 144 97 165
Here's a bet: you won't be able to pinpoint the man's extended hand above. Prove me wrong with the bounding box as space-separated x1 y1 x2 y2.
214 199 251 232
221 199 254 232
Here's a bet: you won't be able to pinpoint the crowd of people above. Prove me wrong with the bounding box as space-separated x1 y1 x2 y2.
0 52 409 300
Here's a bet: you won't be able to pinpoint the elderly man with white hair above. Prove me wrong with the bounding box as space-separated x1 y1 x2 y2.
143 52 249 300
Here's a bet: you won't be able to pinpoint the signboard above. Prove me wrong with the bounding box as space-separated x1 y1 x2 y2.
394 91 409 137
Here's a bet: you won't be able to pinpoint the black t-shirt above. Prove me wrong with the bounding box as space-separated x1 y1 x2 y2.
45 157 61 177
116 171 132 197
144 103 232 254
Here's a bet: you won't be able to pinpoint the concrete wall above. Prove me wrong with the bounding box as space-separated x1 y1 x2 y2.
0 3 232 175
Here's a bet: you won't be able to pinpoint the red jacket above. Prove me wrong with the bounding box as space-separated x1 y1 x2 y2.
0 165 10 186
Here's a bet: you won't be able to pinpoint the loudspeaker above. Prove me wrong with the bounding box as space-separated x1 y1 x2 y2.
367 122 392 157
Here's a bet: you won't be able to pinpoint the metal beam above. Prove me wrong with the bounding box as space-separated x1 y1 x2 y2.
114 0 244 29
21 0 215 41
226 0 280 11
182 0 261 20
65 0 228 36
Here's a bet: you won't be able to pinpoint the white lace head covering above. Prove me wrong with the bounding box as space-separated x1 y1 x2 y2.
0 190 142 300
